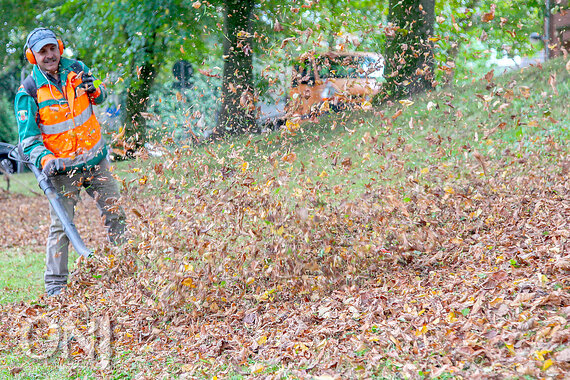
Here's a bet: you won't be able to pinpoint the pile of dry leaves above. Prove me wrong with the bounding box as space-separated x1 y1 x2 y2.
0 140 568 378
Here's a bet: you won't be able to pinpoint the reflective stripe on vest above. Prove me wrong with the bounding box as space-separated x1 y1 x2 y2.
39 106 93 135
57 138 106 168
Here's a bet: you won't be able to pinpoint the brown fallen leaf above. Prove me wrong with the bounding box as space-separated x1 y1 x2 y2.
273 20 283 32
10 367 23 376
481 4 496 22
481 270 508 289
555 256 570 270
198 68 221 78
556 347 570 362
510 292 536 306
471 294 484 315
473 150 488 176
494 303 510 317
518 317 536 331
549 73 559 95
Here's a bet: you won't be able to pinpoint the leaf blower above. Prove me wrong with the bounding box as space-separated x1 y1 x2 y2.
12 145 93 258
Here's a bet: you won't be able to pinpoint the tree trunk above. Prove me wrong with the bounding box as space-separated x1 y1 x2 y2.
217 0 256 135
380 0 435 101
124 34 162 150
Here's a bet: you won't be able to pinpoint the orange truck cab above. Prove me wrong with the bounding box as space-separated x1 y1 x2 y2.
287 51 383 120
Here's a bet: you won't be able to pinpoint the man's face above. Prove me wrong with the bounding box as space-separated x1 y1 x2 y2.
34 43 61 75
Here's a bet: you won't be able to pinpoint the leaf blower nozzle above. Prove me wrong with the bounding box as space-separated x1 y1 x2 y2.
17 145 93 258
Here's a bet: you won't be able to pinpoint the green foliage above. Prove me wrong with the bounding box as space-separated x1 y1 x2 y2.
0 0 64 110
0 0 63 67
57 0 212 76
54 0 219 144
0 0 560 147
146 76 221 143
0 95 17 143
257 0 387 55
433 0 545 85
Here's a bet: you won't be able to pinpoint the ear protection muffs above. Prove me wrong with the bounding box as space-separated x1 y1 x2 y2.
24 28 64 65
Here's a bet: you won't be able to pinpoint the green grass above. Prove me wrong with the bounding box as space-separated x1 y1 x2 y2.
0 354 96 380
0 247 44 304
0 171 39 195
0 248 83 305
1 160 134 196
0 332 185 379
0 351 187 380
128 57 569 205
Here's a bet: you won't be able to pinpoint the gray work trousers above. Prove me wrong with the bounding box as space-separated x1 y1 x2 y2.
45 158 126 293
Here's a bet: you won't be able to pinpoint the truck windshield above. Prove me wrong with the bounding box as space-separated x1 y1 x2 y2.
317 55 383 79
292 60 314 86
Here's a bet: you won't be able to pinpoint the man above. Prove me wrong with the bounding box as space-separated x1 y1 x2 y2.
15 28 126 296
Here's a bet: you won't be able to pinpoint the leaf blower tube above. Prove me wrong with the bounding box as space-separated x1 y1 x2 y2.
16 145 93 258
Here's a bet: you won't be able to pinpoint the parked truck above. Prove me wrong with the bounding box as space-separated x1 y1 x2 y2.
286 51 384 120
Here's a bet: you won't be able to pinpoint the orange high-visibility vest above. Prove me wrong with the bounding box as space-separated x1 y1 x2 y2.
16 58 108 170
34 64 106 169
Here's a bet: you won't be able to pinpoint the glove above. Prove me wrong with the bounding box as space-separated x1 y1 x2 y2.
42 156 66 177
81 72 97 94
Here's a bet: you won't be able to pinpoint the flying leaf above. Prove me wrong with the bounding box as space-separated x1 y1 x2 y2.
549 73 559 95
543 359 553 370
481 4 496 22
280 37 295 49
519 86 531 99
285 119 300 131
281 152 297 163
320 100 330 113
392 109 403 119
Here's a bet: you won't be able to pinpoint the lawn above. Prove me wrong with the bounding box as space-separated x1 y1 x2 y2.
0 247 44 304
0 57 569 379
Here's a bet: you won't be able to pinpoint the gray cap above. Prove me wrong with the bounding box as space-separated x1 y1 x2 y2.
26 28 58 52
